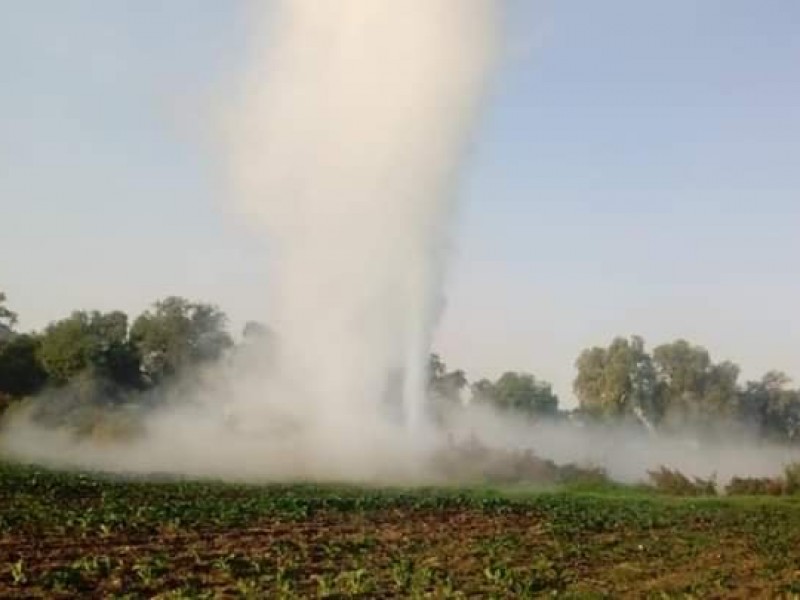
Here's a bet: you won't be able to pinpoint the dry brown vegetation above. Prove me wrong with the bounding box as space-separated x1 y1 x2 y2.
646 463 800 497
646 466 718 496
431 435 610 487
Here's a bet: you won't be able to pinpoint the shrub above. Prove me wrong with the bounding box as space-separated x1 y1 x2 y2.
433 438 559 484
432 437 613 487
555 463 612 488
725 476 784 496
647 466 717 496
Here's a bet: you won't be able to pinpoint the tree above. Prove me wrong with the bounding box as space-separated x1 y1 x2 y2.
652 340 739 426
428 354 467 403
0 292 46 401
240 320 276 357
38 312 95 383
0 292 18 341
38 310 140 387
471 378 495 400
492 372 558 416
573 336 660 425
472 372 559 417
0 334 47 398
130 297 232 383
767 389 800 442
243 321 273 341
652 340 710 403
739 372 800 441
701 360 740 419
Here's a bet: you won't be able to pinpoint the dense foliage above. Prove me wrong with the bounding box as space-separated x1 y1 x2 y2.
573 335 800 441
0 293 235 431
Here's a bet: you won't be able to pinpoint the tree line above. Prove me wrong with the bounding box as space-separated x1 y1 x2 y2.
0 293 235 416
1 291 799 443
430 335 800 443
572 335 800 441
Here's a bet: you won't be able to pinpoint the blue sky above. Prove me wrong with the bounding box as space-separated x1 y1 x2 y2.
2 1 799 403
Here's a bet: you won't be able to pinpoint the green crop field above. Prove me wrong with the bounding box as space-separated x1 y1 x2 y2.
2 462 800 598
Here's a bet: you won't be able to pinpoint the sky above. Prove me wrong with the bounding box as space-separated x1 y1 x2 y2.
2 1 799 405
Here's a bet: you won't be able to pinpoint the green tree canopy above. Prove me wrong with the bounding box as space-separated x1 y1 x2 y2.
652 340 710 402
0 334 47 398
130 297 232 382
0 292 18 340
473 371 559 417
428 353 467 403
38 310 140 386
739 371 800 441
573 336 660 424
652 339 740 424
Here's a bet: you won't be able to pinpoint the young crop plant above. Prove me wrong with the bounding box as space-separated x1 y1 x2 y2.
71 554 118 579
212 553 262 579
272 563 297 598
335 568 375 595
390 556 415 592
132 554 169 587
233 577 262 599
483 561 511 586
9 559 26 586
42 565 89 593
409 563 441 596
311 572 335 597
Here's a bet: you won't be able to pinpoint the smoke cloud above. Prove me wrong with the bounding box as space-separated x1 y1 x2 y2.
226 0 498 435
2 0 500 481
3 2 798 488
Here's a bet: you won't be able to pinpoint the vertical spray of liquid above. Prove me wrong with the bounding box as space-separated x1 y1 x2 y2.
229 1 497 437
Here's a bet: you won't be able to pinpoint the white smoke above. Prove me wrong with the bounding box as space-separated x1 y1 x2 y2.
1 1 500 480
227 0 498 433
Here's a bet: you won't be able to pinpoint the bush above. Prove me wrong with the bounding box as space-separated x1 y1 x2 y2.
722 464 800 496
647 466 717 496
555 463 612 488
431 437 609 486
725 476 784 496
433 437 555 484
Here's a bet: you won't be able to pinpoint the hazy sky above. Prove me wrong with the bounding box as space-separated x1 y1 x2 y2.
2 1 799 405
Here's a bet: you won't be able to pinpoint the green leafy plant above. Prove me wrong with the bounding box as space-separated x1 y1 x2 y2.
10 559 26 585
